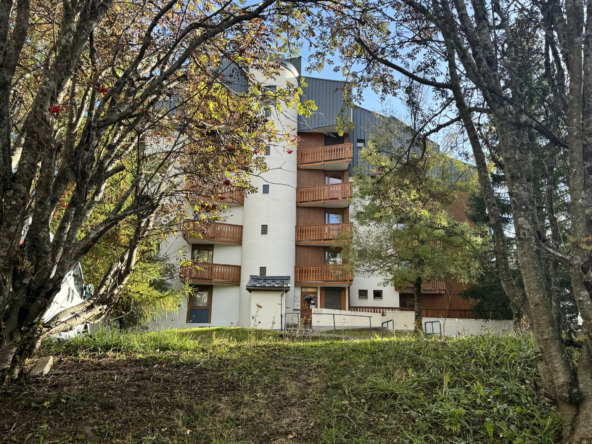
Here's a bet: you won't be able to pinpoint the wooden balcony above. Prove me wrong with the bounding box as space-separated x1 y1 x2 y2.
194 185 244 205
295 265 353 286
295 223 352 246
297 183 352 208
180 262 241 285
298 143 353 170
183 220 243 245
400 279 447 294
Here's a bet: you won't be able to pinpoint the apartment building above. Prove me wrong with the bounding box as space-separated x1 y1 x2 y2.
153 58 486 332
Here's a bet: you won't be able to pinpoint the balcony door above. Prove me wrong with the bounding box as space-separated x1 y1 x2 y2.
192 245 213 263
325 209 344 224
187 285 212 323
325 172 344 185
325 247 343 265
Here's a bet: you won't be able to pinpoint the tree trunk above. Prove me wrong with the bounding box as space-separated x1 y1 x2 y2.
413 276 423 332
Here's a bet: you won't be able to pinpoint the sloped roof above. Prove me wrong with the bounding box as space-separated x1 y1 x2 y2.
246 275 291 292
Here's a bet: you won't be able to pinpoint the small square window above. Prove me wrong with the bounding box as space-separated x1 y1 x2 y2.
262 184 269 194
260 267 266 277
265 145 271 155
358 289 368 299
373 290 383 300
261 225 268 235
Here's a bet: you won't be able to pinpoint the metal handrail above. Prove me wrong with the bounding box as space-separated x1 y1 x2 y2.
424 320 442 339
283 312 373 336
381 319 395 338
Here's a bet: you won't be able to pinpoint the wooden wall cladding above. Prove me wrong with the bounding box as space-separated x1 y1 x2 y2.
421 293 475 311
297 207 325 226
297 169 325 188
295 246 325 267
298 132 325 149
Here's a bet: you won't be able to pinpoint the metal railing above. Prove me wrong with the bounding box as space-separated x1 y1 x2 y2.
381 319 395 338
283 312 373 336
424 320 442 339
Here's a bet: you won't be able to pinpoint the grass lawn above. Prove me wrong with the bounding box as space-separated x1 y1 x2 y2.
1 328 559 443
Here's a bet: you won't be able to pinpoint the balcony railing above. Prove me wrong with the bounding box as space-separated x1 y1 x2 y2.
349 306 482 319
400 279 447 294
295 223 352 245
194 184 244 205
180 262 241 285
295 265 353 286
297 183 352 206
297 143 353 168
183 220 243 245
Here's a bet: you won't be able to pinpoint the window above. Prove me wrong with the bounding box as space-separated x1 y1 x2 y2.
357 139 365 150
260 267 266 277
262 184 269 194
325 247 342 265
187 286 212 323
373 290 383 300
194 204 217 220
400 295 414 308
325 172 344 185
324 133 345 146
358 289 368 299
192 245 213 263
261 224 268 235
265 145 271 155
325 209 344 224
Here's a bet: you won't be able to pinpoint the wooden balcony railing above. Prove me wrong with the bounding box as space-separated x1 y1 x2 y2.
180 262 241 285
297 143 353 168
183 220 243 245
349 306 482 319
194 184 244 205
295 223 352 245
400 279 447 294
297 183 352 206
295 265 353 286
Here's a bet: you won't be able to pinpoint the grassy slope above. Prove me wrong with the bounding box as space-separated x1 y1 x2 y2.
1 328 559 443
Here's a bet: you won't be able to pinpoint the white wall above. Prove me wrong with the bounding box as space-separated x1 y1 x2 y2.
148 285 241 330
239 62 299 327
309 308 381 331
384 310 416 332
423 318 514 337
383 310 514 337
349 276 399 307
250 291 285 330
213 244 241 265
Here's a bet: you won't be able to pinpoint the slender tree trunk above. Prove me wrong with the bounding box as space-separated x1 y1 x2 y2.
413 276 423 332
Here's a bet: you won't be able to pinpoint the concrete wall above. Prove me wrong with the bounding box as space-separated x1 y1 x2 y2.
308 308 381 331
383 310 514 337
249 291 285 330
349 276 399 307
239 63 299 327
148 285 241 330
423 318 514 337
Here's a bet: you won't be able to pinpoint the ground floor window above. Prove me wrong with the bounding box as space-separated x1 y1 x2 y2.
400 295 414 308
187 285 212 323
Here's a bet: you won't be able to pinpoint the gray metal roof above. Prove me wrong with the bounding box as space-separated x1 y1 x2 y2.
246 275 291 292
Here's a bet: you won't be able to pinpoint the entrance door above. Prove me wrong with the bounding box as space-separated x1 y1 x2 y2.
301 287 317 326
